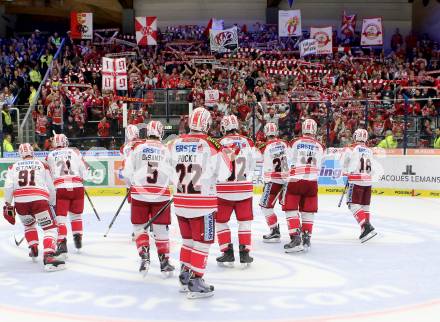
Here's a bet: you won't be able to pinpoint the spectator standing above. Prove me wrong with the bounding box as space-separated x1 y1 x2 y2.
97 117 110 148
28 84 37 105
391 28 403 52
35 107 48 148
377 130 398 149
434 128 440 149
1 104 14 136
29 64 42 86
2 133 13 152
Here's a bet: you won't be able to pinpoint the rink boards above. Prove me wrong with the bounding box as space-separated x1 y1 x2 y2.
0 152 439 198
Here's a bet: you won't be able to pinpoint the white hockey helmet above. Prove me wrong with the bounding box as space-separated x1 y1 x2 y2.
125 124 140 142
52 133 69 148
264 122 278 137
18 143 34 159
189 107 212 133
220 115 239 134
353 128 369 143
146 120 164 139
302 118 318 136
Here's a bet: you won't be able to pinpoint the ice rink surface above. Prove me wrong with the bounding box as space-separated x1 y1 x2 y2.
0 195 439 322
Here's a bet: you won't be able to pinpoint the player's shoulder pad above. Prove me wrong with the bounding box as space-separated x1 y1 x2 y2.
206 136 222 151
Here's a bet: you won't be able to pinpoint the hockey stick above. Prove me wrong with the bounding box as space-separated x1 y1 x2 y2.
143 199 174 231
338 181 349 208
14 235 25 247
85 190 101 221
103 194 128 237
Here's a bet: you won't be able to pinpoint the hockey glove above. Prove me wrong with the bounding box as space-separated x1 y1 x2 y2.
3 203 16 225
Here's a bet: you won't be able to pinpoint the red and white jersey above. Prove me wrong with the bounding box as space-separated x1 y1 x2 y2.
119 139 143 186
122 139 172 203
288 136 324 181
46 148 87 189
120 141 137 159
4 158 55 204
342 143 373 186
169 133 231 218
259 139 289 184
217 134 258 201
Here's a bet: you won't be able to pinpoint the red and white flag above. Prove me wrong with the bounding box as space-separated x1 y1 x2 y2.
310 26 333 55
203 18 224 37
135 16 158 46
70 12 93 40
102 57 128 92
341 11 356 37
361 17 383 46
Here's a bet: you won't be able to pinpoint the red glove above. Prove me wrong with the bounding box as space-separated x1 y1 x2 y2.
3 204 16 225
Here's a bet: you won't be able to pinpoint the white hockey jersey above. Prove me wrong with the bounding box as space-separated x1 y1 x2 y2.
259 139 289 184
217 134 258 201
342 143 373 186
288 136 324 181
120 139 144 187
169 134 231 218
46 148 87 189
4 158 55 204
122 139 172 203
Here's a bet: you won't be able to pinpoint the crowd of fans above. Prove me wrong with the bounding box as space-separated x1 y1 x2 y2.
2 24 440 152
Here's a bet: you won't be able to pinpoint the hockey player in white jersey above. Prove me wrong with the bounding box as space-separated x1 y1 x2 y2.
169 107 230 299
343 128 378 242
259 122 289 243
122 120 175 277
120 124 142 159
3 143 65 271
283 119 324 252
120 125 142 203
46 134 87 258
216 115 258 267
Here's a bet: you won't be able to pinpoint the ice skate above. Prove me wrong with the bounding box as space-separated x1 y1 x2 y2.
302 231 311 252
360 222 377 243
263 224 281 243
239 244 253 268
73 234 82 252
159 254 175 278
44 253 66 272
139 247 150 277
55 238 68 260
179 266 191 293
216 243 235 267
29 244 38 262
284 233 304 253
187 276 215 299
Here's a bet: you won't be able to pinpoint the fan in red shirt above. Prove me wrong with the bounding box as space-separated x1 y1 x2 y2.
236 98 251 121
98 117 110 148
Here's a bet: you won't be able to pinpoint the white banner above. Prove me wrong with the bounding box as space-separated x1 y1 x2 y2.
374 156 440 190
361 17 383 46
310 26 333 55
102 57 128 91
204 89 219 106
299 39 317 57
278 10 302 37
210 27 239 53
